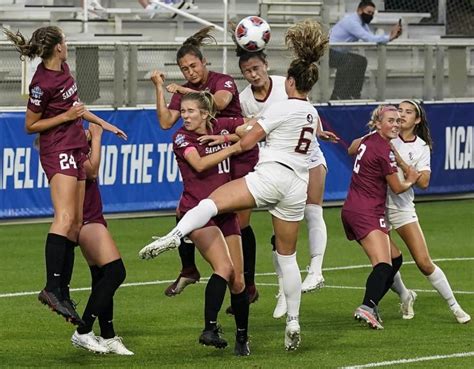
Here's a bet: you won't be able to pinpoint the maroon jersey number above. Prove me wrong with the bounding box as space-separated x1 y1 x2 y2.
294 127 314 154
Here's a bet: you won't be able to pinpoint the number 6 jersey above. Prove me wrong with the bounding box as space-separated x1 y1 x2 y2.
257 97 318 183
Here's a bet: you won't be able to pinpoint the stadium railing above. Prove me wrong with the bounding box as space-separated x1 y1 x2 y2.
1 39 473 108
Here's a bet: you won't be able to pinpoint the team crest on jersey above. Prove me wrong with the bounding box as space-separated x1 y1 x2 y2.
389 151 397 167
31 86 43 99
220 129 230 135
408 152 414 161
175 133 189 148
306 114 314 124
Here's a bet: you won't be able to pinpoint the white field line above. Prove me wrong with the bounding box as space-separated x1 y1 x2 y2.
340 351 474 369
1 257 473 298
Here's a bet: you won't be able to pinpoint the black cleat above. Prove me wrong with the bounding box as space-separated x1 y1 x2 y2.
199 327 228 349
62 299 85 326
38 289 74 323
234 333 250 356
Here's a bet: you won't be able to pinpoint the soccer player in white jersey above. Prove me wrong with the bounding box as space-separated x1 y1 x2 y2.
236 47 338 319
387 100 470 324
140 19 329 351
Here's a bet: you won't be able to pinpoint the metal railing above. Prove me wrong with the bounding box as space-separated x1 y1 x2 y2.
1 39 473 109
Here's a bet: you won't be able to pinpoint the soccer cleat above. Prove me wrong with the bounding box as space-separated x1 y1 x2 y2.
273 290 287 319
98 336 134 355
225 285 259 315
400 290 417 320
139 234 181 260
354 305 384 330
301 267 325 293
199 327 228 349
452 307 471 324
62 298 85 326
38 289 75 323
71 331 109 354
164 267 200 297
234 332 250 356
284 318 301 351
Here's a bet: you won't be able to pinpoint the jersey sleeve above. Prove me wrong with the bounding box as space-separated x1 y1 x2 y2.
257 103 285 134
173 131 197 161
214 74 238 95
27 81 52 114
380 147 399 177
416 144 431 172
168 92 182 112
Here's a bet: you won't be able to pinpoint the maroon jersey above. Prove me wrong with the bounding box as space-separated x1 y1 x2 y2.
27 62 87 155
173 117 243 213
343 132 398 217
83 179 106 226
168 71 242 118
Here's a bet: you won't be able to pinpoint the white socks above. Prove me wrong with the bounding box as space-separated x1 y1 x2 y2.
304 204 327 276
427 265 458 309
272 250 284 293
391 271 411 302
276 252 301 319
171 199 218 238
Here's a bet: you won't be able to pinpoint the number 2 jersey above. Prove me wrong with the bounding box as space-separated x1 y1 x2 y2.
27 62 87 155
343 132 398 217
173 116 244 214
256 97 318 183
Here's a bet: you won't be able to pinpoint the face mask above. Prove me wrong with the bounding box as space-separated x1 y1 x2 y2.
360 13 373 24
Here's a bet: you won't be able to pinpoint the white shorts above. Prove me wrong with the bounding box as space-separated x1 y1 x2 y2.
308 146 327 170
386 207 418 230
245 162 307 221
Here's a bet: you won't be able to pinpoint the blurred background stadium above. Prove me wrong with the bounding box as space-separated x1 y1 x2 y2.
0 0 474 105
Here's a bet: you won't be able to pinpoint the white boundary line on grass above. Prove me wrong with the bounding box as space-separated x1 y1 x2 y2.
1 256 473 298
340 351 474 368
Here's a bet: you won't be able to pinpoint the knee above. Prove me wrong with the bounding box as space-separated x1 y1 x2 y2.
416 258 435 276
215 263 234 283
55 211 75 231
103 259 126 288
230 276 245 294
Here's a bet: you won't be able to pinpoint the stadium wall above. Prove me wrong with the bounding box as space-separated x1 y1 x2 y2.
1 102 473 219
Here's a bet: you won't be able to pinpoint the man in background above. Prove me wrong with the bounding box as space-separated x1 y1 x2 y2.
329 0 402 100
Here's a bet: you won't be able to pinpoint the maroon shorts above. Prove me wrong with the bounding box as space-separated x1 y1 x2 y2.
83 216 107 228
231 149 259 179
341 209 388 241
180 212 240 237
40 149 87 182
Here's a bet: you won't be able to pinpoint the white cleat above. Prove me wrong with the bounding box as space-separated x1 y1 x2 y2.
139 234 181 260
301 268 325 293
71 331 109 354
452 307 471 324
400 290 417 320
273 291 287 319
98 336 134 355
285 319 300 351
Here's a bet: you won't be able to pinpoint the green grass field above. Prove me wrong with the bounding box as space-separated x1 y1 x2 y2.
0 200 473 368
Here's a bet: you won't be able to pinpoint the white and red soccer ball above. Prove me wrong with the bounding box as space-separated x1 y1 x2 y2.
234 16 271 52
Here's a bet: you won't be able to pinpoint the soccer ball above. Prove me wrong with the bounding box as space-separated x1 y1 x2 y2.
234 16 271 52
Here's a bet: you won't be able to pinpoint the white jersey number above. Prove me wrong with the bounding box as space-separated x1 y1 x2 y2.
353 143 367 174
59 153 78 170
218 158 230 174
294 127 314 154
